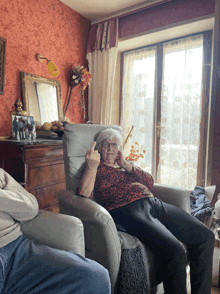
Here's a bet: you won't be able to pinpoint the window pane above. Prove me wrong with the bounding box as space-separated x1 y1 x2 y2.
123 46 156 173
158 34 203 189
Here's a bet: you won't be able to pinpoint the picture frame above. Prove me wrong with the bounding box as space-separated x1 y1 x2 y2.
12 115 36 140
0 36 6 95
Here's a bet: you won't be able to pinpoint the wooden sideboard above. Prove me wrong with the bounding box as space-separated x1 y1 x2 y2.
0 138 66 213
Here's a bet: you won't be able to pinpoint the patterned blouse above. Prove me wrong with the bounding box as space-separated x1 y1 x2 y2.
93 161 154 211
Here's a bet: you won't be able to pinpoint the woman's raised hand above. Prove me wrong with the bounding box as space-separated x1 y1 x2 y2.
78 141 100 197
85 141 100 170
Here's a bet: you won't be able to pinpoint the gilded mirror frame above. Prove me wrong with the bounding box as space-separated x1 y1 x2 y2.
20 72 63 123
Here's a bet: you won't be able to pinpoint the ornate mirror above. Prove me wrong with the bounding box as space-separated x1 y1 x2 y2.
21 72 63 125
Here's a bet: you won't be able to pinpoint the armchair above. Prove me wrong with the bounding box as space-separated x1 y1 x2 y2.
58 123 191 294
21 209 85 257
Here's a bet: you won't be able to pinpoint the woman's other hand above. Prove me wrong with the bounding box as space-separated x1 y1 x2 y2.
116 150 133 173
115 149 125 168
85 141 100 170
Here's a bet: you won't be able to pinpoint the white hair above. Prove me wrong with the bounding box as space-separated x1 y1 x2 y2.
96 128 123 152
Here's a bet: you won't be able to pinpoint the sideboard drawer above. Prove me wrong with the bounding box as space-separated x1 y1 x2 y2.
31 181 66 212
25 145 64 161
26 161 65 190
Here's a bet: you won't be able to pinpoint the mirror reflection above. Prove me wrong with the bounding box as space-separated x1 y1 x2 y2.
21 72 63 125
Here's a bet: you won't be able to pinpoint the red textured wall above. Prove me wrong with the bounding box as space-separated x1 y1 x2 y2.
119 0 215 39
0 0 90 136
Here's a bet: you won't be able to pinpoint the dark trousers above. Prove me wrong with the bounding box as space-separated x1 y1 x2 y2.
0 235 111 294
109 197 215 294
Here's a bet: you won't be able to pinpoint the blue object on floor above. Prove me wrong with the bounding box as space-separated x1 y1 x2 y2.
190 186 212 223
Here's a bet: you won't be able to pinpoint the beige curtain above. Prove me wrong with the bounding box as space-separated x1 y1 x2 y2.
86 19 119 125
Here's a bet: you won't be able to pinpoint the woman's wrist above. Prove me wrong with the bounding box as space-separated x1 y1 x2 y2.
122 161 133 173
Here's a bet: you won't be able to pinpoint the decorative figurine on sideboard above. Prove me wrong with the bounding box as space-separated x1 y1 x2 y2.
11 99 27 116
11 115 36 141
11 100 36 140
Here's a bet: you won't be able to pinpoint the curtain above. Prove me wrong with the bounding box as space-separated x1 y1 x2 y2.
86 18 119 124
122 46 156 169
158 34 203 189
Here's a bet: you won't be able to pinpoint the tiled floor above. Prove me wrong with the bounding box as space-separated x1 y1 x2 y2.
211 286 220 294
156 267 220 294
156 285 220 294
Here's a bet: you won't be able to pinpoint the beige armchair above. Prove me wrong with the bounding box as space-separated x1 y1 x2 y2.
58 123 191 294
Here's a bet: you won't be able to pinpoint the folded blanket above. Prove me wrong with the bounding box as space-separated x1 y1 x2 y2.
190 186 212 224
117 232 150 294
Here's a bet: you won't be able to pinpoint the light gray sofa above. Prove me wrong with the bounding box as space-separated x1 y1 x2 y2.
58 123 191 294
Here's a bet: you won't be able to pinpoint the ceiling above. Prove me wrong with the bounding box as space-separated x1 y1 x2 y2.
60 0 166 23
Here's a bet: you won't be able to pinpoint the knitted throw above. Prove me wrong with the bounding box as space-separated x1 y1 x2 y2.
117 232 150 294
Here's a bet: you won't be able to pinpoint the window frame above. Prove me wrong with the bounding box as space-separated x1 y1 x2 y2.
120 30 213 187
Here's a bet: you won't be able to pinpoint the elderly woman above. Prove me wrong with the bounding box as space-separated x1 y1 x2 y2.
77 128 215 294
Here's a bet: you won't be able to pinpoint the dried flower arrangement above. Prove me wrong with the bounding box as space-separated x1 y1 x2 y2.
64 65 92 122
125 142 146 162
70 65 92 90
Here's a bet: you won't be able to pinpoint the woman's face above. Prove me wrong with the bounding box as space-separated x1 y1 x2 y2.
101 137 120 166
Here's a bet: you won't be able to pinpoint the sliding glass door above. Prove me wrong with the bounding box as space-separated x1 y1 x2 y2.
122 32 212 189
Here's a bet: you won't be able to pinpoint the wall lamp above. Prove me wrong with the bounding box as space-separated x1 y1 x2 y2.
37 54 60 77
